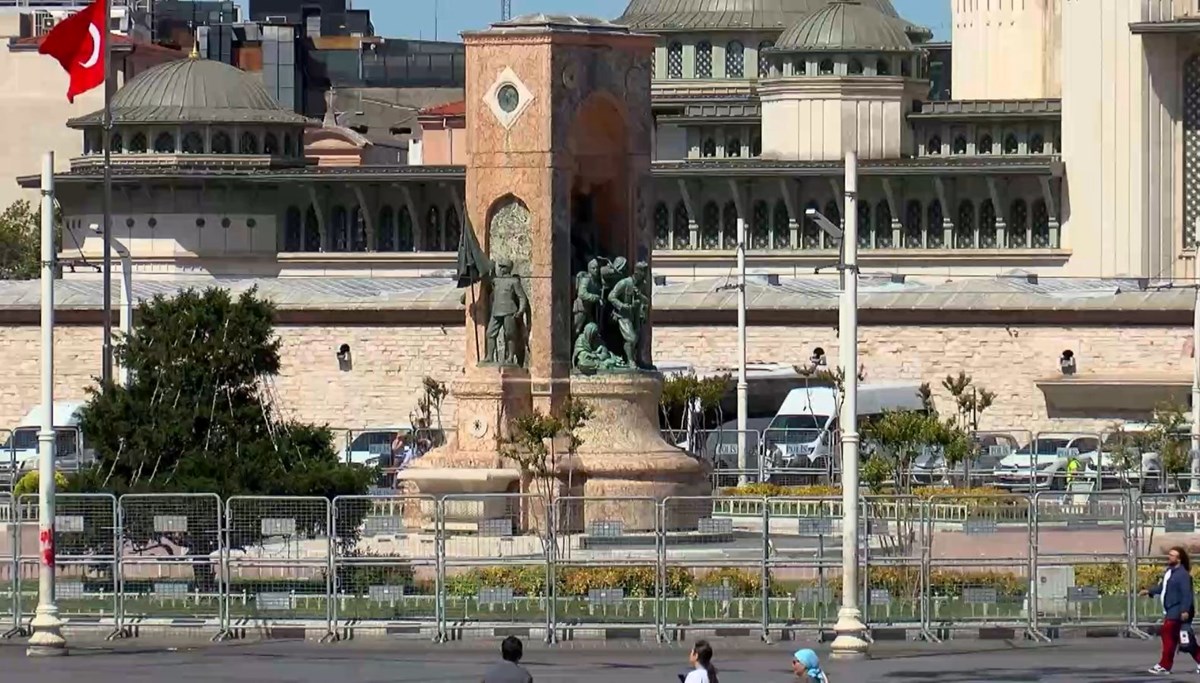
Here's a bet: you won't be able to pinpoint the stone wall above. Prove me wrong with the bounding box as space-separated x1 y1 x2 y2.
0 321 1189 436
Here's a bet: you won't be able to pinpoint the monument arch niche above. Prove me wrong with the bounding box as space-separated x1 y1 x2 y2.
401 14 708 532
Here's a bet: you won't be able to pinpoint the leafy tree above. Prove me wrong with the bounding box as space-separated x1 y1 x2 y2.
0 199 43 280
1147 401 1190 491
71 287 374 588
941 371 996 432
500 397 594 537
659 372 731 446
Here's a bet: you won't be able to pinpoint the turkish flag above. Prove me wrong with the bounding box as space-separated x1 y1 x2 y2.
38 0 107 103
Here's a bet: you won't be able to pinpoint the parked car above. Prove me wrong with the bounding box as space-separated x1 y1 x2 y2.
674 417 772 472
0 402 93 488
910 433 1019 487
992 434 1101 491
1081 424 1171 492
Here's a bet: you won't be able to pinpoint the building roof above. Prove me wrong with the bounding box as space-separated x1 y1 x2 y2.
67 57 312 127
8 32 184 61
0 275 1188 318
775 0 914 53
419 100 466 118
615 0 900 31
911 99 1063 120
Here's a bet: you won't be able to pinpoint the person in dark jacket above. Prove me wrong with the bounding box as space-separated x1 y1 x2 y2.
1144 546 1200 675
482 636 532 683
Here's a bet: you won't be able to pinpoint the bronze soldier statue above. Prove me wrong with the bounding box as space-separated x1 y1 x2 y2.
606 261 650 369
572 258 603 337
485 258 529 366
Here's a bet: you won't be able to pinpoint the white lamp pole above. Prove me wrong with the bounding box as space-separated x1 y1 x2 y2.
27 151 67 656
830 149 869 659
736 200 749 486
1191 242 1200 494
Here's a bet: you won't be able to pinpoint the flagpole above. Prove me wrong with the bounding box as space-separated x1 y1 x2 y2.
100 0 113 388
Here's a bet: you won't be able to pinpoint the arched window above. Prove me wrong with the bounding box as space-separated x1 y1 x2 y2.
667 42 683 79
773 200 791 249
795 59 807 75
398 206 414 251
1032 199 1051 247
722 201 738 249
239 132 259 154
875 201 893 249
377 205 396 251
904 199 923 248
700 201 720 249
801 201 820 249
876 58 891 76
350 206 368 251
725 41 744 78
750 200 769 249
758 41 774 78
901 58 912 78
978 135 993 155
84 129 100 155
857 200 871 249
284 133 295 156
1003 134 1019 154
283 206 302 251
822 200 841 249
702 138 717 158
264 132 279 155
330 205 349 252
653 202 670 248
848 58 864 75
727 138 742 158
211 131 232 154
444 206 461 251
1053 134 1061 153
128 132 147 153
926 200 944 248
751 135 762 157
303 205 321 252
696 41 713 78
927 136 942 156
673 201 691 249
952 136 967 155
425 205 441 251
153 132 174 153
1008 199 1028 248
819 58 835 75
1030 134 1045 154
110 132 123 154
182 131 203 154
979 199 998 248
956 200 975 248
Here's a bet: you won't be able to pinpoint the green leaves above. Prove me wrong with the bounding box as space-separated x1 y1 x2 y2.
72 287 373 549
0 199 42 280
864 410 973 493
500 398 594 476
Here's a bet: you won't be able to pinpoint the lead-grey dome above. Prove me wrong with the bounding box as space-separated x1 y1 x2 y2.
616 0 899 31
69 58 310 127
775 0 914 52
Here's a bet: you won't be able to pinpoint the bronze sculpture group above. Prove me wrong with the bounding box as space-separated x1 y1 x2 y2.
571 255 651 373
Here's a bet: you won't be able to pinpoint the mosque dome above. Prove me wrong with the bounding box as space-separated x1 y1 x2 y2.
617 0 898 32
70 57 310 127
775 0 915 53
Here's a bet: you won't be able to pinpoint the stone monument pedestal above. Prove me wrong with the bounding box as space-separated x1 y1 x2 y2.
555 373 710 532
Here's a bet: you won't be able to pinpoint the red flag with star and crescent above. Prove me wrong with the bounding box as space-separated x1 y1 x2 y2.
38 0 107 103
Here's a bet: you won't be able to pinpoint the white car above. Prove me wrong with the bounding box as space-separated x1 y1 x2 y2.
992 435 1100 492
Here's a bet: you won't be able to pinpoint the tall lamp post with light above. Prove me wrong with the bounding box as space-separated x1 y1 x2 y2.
805 150 869 659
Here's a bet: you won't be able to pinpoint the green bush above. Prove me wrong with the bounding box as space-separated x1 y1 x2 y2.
12 470 69 498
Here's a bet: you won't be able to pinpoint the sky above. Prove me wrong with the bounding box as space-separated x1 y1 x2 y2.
351 0 951 43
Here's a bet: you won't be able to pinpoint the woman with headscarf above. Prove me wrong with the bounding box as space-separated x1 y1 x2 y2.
791 649 829 682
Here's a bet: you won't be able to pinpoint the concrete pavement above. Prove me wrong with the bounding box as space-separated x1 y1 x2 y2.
0 637 1180 682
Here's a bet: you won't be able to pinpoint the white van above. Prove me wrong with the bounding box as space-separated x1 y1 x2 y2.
0 402 94 483
761 383 926 471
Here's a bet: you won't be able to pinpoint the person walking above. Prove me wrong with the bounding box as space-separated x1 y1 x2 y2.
482 635 532 683
791 649 829 682
1143 546 1200 675
683 640 719 683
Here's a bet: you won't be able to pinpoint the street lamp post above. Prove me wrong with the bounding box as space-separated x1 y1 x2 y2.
807 151 869 659
27 151 67 657
1191 243 1200 494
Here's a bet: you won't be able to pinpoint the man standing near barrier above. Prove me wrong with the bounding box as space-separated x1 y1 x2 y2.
1144 546 1200 675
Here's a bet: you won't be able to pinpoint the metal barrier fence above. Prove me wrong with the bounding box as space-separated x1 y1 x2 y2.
0 491 1180 642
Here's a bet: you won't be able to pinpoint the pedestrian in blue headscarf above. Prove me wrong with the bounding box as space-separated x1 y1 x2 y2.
791 649 829 682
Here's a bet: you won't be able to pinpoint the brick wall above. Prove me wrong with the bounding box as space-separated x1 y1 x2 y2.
0 321 1189 436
